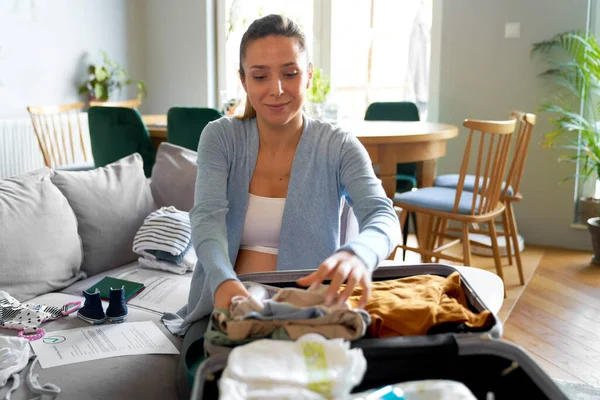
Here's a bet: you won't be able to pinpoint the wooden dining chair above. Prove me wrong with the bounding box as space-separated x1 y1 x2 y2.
27 102 92 169
433 111 536 285
394 118 517 285
89 99 142 109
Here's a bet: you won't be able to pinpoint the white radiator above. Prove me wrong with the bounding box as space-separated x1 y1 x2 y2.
0 118 44 179
0 115 92 180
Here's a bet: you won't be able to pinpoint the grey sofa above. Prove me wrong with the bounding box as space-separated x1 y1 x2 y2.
0 142 361 400
0 147 199 400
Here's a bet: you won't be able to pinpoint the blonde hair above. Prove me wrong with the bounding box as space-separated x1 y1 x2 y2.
237 14 308 120
239 95 257 119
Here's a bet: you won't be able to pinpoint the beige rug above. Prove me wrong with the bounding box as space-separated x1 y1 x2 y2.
395 235 542 322
554 379 600 399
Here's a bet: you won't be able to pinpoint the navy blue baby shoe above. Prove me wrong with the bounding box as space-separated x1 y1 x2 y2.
106 287 128 323
77 289 106 324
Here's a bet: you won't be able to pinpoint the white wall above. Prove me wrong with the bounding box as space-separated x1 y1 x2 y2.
0 0 146 118
436 0 591 250
143 0 216 114
1 0 592 250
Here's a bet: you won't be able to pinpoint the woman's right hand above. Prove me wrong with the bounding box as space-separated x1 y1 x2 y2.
213 280 249 310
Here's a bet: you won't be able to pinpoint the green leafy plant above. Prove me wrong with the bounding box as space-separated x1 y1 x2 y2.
531 31 600 184
78 51 147 102
307 66 331 104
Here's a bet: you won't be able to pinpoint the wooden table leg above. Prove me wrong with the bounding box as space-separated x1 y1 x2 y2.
377 148 399 260
415 159 436 258
377 146 398 199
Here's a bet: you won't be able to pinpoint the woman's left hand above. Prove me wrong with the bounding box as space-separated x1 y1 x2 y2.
297 250 371 308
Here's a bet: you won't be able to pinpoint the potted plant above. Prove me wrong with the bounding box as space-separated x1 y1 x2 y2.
78 50 147 102
531 30 600 263
307 66 331 120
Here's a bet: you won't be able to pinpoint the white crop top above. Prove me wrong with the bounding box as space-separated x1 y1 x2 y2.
240 193 286 255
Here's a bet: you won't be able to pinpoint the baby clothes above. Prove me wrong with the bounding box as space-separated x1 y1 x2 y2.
0 337 61 399
133 206 196 274
133 206 191 256
344 272 495 337
218 333 367 400
0 337 30 389
213 285 371 342
138 250 197 275
0 291 81 339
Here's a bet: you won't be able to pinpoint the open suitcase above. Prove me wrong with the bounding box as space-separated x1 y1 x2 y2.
189 263 568 400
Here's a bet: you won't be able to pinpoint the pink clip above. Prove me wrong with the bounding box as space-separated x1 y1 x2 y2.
61 301 83 316
17 328 46 341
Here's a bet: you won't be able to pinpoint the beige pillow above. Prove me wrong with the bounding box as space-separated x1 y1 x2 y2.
150 142 197 211
51 154 156 276
0 168 85 301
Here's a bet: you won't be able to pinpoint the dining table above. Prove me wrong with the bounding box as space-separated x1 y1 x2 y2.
142 115 459 249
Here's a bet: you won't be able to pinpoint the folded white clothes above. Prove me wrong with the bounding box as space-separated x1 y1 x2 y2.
350 380 477 400
218 333 367 400
137 245 197 275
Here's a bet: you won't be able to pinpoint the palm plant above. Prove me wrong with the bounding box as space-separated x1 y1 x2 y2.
531 31 600 185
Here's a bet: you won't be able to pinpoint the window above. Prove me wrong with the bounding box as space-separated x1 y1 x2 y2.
219 0 313 115
329 0 432 121
216 0 432 121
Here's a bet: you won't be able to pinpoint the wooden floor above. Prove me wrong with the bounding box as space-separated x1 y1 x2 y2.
502 246 600 388
399 239 600 388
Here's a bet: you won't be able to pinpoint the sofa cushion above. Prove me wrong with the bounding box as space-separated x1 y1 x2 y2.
51 154 156 276
0 292 181 400
0 168 85 301
150 142 197 211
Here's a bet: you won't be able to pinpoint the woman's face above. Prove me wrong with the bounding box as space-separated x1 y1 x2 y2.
240 35 312 127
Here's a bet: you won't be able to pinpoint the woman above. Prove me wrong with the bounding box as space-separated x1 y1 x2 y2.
173 13 400 396
175 12 400 331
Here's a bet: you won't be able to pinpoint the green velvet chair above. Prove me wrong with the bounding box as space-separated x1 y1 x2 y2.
364 101 420 260
167 107 223 151
88 106 156 177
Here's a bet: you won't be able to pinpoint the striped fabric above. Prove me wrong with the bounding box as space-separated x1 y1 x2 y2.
0 291 71 334
133 206 191 257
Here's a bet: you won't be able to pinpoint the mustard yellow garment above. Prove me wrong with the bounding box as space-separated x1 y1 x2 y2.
345 272 494 337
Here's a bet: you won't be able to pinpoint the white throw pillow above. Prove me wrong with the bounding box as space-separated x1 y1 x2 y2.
0 168 85 301
150 142 197 212
51 153 156 276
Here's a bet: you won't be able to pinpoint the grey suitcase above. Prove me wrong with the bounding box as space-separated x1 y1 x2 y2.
189 263 568 400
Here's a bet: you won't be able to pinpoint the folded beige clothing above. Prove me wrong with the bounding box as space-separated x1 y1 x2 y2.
216 285 370 341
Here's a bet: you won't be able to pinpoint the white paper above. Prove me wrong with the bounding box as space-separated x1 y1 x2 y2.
30 321 179 368
117 268 190 313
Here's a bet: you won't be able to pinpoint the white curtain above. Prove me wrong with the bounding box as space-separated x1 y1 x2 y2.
407 0 432 120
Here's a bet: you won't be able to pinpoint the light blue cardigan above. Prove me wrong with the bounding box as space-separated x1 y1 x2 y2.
170 115 400 335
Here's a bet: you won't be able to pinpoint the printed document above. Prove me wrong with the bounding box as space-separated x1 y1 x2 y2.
30 321 179 368
116 268 190 313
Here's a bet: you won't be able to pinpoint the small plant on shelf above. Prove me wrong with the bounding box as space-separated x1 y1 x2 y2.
78 50 146 102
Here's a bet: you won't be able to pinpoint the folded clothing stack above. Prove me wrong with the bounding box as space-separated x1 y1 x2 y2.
203 284 371 357
133 206 197 274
